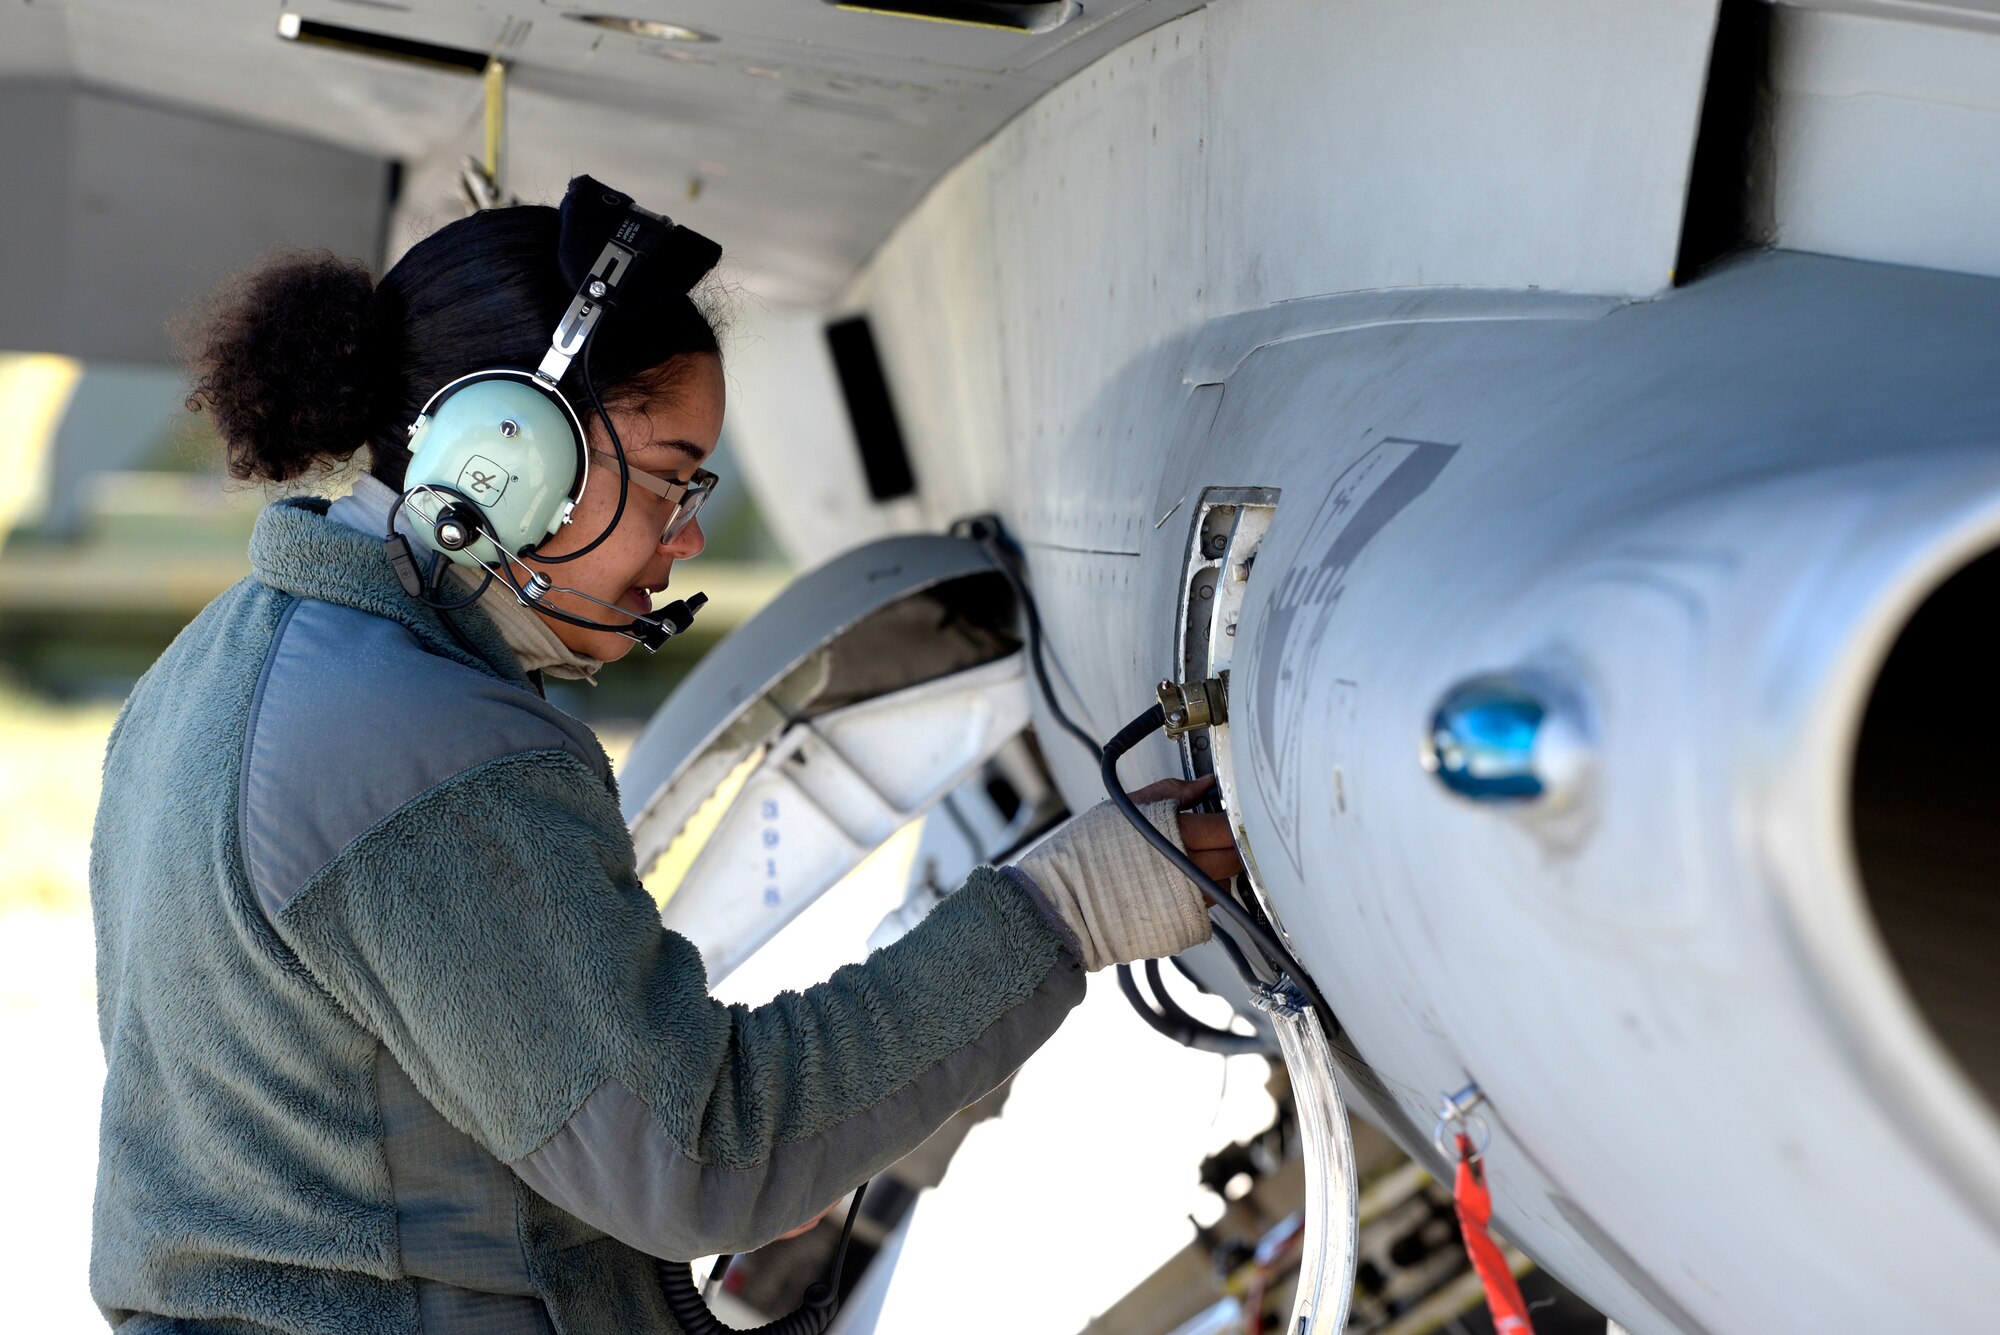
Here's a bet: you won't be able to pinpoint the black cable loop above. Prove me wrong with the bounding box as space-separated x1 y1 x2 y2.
383 485 496 622
1116 961 1270 1057
423 560 492 663
1145 959 1273 1055
421 544 494 612
657 1183 868 1335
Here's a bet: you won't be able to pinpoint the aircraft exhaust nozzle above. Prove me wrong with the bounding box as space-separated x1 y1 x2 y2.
1236 434 2000 1327
1755 451 2000 1221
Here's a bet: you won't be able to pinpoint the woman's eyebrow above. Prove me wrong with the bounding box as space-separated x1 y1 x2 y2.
641 438 708 466
656 437 712 463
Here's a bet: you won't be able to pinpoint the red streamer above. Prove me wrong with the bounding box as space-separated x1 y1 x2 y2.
1452 1132 1536 1334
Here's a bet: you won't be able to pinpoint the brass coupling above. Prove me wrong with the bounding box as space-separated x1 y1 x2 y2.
1157 672 1229 738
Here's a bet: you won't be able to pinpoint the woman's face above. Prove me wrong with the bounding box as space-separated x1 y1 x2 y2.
517 352 725 662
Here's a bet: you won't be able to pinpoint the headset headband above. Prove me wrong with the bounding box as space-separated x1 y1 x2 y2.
549 179 722 383
538 204 665 387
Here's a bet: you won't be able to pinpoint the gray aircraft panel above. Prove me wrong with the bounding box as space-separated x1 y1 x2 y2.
617 532 1003 834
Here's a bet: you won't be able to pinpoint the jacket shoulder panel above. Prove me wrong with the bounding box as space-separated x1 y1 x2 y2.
241 597 608 919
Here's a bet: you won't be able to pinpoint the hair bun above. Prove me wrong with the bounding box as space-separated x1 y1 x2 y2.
185 252 397 483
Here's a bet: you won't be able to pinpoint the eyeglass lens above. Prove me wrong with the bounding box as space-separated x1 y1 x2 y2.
661 475 713 544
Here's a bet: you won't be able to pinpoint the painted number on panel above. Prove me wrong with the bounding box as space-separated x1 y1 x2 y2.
760 799 782 907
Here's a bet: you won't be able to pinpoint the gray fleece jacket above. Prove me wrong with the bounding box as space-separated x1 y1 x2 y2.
88 497 1085 1334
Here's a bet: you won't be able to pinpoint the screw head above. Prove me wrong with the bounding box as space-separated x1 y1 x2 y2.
588 279 609 299
499 419 519 438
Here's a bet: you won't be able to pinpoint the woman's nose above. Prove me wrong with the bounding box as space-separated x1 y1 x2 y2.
662 515 705 560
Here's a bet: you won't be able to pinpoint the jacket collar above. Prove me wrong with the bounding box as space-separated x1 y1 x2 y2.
247 497 528 687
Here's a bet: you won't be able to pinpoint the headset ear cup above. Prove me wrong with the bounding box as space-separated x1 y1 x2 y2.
400 371 585 566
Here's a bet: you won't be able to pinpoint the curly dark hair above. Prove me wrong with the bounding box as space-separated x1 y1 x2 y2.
184 207 721 486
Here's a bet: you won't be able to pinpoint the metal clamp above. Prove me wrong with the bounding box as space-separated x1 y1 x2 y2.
1432 1081 1492 1162
1249 976 1309 1018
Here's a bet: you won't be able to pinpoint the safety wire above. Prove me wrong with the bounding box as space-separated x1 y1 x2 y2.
963 518 1340 1045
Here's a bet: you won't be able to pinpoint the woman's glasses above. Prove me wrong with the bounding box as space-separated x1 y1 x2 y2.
591 450 717 546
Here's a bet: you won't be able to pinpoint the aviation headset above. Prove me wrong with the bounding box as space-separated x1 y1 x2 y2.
384 176 722 651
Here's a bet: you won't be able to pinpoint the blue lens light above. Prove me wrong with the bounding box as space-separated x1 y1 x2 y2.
1424 675 1551 802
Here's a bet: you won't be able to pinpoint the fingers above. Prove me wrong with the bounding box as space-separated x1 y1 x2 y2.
1125 773 1219 807
1176 811 1245 883
1175 812 1236 850
1188 847 1245 882
1117 777 1247 882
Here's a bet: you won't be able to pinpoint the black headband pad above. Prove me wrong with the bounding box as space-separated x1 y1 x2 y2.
557 175 721 303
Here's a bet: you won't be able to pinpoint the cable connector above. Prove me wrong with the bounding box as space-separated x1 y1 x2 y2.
384 533 428 600
1156 672 1229 738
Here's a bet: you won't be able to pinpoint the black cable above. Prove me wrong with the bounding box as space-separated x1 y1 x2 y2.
524 320 628 566
1116 961 1269 1057
1206 919 1270 989
422 551 492 667
658 1182 868 1335
958 515 1327 1042
964 519 1102 759
818 1178 867 1300
423 564 494 612
379 489 494 661
1170 953 1218 996
1145 959 1272 1055
1102 703 1343 1041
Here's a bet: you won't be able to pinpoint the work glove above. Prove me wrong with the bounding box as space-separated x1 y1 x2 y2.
1010 777 1238 972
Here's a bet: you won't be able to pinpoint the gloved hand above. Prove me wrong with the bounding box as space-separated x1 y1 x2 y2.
1009 776 1241 972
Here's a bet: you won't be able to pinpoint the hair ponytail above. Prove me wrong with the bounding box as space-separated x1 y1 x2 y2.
185 252 396 484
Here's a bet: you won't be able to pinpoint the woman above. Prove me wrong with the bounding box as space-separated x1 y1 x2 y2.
89 181 1237 1333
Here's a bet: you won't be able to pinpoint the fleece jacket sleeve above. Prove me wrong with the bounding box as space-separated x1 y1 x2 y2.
272 747 1085 1260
